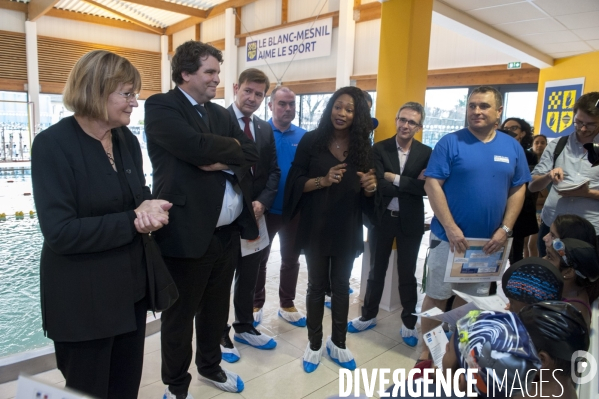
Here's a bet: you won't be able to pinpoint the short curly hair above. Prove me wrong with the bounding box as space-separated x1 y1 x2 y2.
171 41 223 85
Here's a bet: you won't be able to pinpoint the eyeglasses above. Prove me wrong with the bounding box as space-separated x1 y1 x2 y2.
504 125 521 132
117 92 140 101
573 120 598 131
396 117 421 128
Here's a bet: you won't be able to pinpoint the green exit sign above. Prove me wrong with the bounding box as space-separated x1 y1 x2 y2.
508 62 522 69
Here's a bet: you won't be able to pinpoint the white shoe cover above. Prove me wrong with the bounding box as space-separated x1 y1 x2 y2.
347 316 376 333
198 369 244 393
164 387 194 399
302 343 323 373
324 295 332 308
234 331 277 349
220 344 240 363
253 308 263 327
400 325 417 338
279 308 307 327
326 336 356 370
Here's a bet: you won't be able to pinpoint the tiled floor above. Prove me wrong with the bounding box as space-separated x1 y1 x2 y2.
0 233 431 399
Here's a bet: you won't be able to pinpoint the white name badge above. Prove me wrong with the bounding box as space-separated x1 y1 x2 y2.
494 155 509 163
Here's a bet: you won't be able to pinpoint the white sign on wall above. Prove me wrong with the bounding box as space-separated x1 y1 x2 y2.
245 18 333 66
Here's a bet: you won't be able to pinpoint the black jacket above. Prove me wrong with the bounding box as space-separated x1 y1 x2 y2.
145 88 260 258
227 106 280 208
31 117 151 342
373 137 432 236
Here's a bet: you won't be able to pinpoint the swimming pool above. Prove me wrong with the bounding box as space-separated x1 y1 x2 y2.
0 166 51 358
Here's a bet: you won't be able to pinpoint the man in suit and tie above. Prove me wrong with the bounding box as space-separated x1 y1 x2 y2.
347 102 431 347
221 68 281 362
145 41 259 398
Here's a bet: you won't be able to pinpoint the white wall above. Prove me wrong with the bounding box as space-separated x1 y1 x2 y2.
353 19 380 76
428 24 514 70
201 13 226 42
172 25 195 50
241 0 279 33
0 9 25 33
35 16 160 52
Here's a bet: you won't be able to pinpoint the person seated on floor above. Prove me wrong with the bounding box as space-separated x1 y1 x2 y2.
501 257 564 313
543 216 599 325
386 310 541 398
517 301 589 398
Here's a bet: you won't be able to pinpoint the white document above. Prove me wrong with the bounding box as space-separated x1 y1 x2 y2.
16 375 91 398
420 302 480 326
413 307 444 318
555 178 590 192
444 237 511 283
452 290 507 312
423 325 449 369
240 215 270 257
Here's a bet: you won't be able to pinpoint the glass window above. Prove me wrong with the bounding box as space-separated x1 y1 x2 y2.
422 88 468 148
299 93 331 132
0 91 31 161
502 91 538 131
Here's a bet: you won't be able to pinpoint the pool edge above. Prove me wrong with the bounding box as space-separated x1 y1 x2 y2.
0 314 161 384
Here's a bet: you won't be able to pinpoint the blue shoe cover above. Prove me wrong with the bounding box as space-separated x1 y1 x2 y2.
234 332 277 349
326 337 357 370
199 369 244 393
220 345 240 363
347 317 376 333
302 343 322 373
279 309 307 327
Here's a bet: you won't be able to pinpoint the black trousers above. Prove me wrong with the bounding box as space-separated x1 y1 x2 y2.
537 221 550 257
362 210 422 330
305 250 354 348
160 227 236 396
54 297 147 399
230 234 264 333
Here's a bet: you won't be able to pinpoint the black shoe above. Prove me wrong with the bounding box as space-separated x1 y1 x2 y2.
244 326 262 336
221 325 235 349
199 369 227 383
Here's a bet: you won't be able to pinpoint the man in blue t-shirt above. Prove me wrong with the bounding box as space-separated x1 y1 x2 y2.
417 86 530 362
252 86 308 327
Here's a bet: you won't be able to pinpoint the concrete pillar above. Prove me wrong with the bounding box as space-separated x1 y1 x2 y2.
335 0 355 89
224 8 238 106
160 35 171 93
25 21 40 142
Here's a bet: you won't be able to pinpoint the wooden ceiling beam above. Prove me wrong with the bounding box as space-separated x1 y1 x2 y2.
0 0 27 12
207 0 258 18
164 16 204 35
81 0 164 34
122 0 207 18
28 0 60 21
45 8 153 33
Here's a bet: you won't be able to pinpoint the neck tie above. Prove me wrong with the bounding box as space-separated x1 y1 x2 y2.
241 116 255 174
241 116 254 141
194 104 209 128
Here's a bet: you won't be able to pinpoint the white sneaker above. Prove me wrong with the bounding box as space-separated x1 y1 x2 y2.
302 343 323 373
400 325 418 347
326 336 356 370
253 307 263 327
198 369 244 393
347 316 376 333
234 330 277 349
163 387 193 399
279 307 307 327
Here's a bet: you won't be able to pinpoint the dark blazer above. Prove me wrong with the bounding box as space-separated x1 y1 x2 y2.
145 88 260 259
31 116 151 342
373 137 432 236
227 106 280 208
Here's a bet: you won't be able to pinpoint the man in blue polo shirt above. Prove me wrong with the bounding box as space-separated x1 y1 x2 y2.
417 86 530 362
253 86 308 326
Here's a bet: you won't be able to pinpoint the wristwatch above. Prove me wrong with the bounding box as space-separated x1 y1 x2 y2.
500 225 513 237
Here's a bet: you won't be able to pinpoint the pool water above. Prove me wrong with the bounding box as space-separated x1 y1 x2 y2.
0 167 51 358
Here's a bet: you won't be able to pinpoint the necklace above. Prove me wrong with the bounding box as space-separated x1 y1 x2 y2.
335 141 340 149
106 151 116 168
